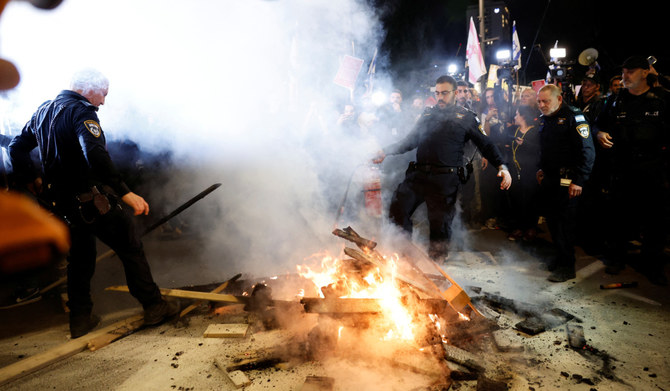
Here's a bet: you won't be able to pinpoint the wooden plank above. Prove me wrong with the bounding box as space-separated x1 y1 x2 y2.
87 315 145 351
179 273 242 318
300 375 335 391
343 247 438 297
106 286 242 304
0 313 144 387
203 323 249 338
214 358 252 388
301 297 383 314
226 370 251 388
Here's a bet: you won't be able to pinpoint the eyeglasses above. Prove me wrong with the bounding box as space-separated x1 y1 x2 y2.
434 90 454 96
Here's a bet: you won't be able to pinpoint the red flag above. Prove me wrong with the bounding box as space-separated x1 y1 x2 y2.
334 55 364 90
466 17 486 85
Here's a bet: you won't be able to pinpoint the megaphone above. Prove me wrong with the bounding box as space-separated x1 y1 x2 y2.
578 48 599 66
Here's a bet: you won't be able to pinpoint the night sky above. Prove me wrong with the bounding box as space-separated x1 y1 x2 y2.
374 0 667 92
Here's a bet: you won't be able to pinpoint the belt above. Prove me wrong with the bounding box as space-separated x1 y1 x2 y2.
412 163 457 174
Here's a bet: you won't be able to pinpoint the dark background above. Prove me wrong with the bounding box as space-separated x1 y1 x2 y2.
370 0 667 94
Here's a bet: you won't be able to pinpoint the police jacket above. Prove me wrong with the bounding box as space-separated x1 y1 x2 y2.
538 103 595 187
594 87 669 172
9 90 130 206
383 104 506 168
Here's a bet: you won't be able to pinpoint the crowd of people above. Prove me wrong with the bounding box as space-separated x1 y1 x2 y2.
1 55 667 340
335 55 669 286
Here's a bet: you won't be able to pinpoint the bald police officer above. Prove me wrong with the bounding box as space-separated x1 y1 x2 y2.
374 75 511 261
536 84 595 282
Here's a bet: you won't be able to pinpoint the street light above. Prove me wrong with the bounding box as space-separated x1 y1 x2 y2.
496 49 511 63
549 47 566 61
447 63 458 75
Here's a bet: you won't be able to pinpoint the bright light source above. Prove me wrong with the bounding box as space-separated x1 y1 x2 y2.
447 63 458 74
550 48 566 59
494 8 500 13
371 91 387 106
496 49 511 62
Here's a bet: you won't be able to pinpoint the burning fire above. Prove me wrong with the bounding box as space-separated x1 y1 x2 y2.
297 252 418 341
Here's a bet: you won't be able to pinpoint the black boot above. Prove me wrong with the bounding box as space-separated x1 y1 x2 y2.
70 313 101 338
144 298 180 326
547 267 576 283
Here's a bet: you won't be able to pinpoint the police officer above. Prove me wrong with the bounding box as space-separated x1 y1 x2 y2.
595 56 669 286
9 69 179 337
536 84 595 282
373 75 512 261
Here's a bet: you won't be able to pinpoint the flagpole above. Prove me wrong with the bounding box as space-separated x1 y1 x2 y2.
478 0 485 63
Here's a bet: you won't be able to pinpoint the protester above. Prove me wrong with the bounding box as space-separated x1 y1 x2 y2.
506 105 541 242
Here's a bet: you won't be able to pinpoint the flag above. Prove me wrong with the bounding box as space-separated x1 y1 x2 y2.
365 48 378 95
512 21 522 70
333 55 364 90
466 17 486 85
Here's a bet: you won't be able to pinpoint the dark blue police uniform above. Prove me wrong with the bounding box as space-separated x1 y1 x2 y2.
594 86 670 283
538 103 595 278
383 104 506 260
9 90 163 317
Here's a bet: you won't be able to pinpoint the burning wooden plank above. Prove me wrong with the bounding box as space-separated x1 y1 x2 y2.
343 247 438 297
332 227 377 250
334 227 481 317
301 297 383 314
301 297 450 315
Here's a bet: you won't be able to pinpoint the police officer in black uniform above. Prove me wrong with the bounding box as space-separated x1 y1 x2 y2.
9 69 179 337
536 84 595 282
373 75 512 261
595 56 670 286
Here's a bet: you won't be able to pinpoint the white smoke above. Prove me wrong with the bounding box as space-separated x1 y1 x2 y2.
0 0 390 280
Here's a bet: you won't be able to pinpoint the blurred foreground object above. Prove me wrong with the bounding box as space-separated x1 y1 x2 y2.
0 0 64 90
0 191 69 274
0 58 20 91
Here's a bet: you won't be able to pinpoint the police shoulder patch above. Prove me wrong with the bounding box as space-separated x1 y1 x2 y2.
84 120 102 137
456 113 464 119
576 123 590 139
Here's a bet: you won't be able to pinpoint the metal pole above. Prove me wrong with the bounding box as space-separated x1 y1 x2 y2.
479 0 485 63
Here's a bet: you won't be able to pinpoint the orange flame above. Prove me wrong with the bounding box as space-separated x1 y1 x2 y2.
297 252 417 341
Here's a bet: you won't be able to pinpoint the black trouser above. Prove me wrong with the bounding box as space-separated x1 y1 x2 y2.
65 202 162 316
508 168 539 231
389 169 460 256
539 179 578 271
608 169 668 268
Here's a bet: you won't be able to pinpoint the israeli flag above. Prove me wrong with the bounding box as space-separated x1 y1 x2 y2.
512 21 522 70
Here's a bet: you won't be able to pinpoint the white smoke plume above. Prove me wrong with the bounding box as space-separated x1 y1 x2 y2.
1 0 394 281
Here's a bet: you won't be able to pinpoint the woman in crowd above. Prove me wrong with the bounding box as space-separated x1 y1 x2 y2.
506 105 541 241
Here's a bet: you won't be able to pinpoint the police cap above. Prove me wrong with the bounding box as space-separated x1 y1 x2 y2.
621 55 650 70
581 73 600 85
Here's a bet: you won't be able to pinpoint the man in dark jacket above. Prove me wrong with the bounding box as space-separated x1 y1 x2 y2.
9 69 178 337
374 75 511 261
595 56 670 286
536 84 595 282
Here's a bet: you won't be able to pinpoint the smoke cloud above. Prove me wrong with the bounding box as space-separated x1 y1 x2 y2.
0 0 393 281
